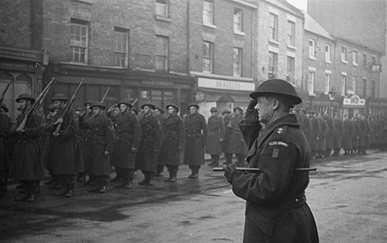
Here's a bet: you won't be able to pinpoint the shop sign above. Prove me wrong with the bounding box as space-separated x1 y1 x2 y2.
0 61 35 71
343 95 365 107
198 78 255 91
142 80 174 86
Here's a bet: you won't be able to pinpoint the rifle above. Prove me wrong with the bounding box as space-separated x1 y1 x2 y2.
16 77 56 132
213 167 317 172
100 87 110 103
53 78 84 135
0 76 14 105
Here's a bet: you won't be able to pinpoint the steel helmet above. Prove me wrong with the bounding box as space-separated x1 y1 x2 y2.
16 93 36 103
51 93 69 102
250 79 302 105
90 102 106 110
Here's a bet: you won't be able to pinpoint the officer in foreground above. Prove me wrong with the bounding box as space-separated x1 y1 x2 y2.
223 79 319 242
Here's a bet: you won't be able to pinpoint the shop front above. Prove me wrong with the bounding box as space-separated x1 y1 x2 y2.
367 97 387 118
342 94 366 118
47 63 195 115
0 46 47 119
194 76 256 120
308 93 342 117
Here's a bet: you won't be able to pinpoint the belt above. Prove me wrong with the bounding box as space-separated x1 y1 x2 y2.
282 193 306 209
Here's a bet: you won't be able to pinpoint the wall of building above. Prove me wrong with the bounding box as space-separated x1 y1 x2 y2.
256 1 303 86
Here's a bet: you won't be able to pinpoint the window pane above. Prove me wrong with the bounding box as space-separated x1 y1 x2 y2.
156 36 169 71
234 9 242 32
203 0 214 25
233 48 242 76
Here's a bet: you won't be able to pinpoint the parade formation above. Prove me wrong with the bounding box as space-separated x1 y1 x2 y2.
0 77 387 203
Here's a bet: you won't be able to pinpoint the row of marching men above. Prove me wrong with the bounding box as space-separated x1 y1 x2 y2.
291 109 387 159
0 91 250 201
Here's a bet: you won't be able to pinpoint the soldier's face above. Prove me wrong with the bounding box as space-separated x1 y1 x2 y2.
92 107 101 116
18 99 27 110
168 107 176 115
189 107 197 114
154 110 161 116
143 106 151 115
120 104 128 113
256 96 274 124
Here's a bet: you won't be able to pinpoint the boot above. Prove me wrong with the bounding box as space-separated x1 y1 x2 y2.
56 183 68 196
188 167 199 179
26 182 36 202
139 172 153 186
15 183 27 201
88 181 106 193
165 170 176 182
114 178 132 189
65 184 75 197
154 165 164 177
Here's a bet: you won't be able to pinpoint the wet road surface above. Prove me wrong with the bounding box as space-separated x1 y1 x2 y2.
1 150 387 242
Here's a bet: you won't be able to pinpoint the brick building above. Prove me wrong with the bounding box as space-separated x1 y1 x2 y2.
188 0 257 119
0 0 48 119
254 0 306 106
303 11 338 116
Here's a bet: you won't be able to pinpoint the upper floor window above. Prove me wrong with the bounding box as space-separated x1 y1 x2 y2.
287 56 295 84
155 35 169 72
363 53 367 66
325 44 331 62
70 19 89 63
371 56 376 64
309 39 316 59
363 78 367 97
352 50 358 65
203 41 214 73
351 76 357 93
325 72 331 94
113 27 128 68
269 13 278 41
233 48 242 76
341 73 347 96
156 0 169 17
268 51 278 79
341 46 347 63
234 8 243 33
287 21 295 47
308 71 315 95
371 80 376 97
203 0 214 26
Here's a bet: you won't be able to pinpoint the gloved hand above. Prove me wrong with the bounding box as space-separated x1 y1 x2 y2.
247 99 258 110
223 164 238 184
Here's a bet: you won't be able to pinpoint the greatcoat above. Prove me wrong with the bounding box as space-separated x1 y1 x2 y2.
221 114 232 153
352 120 361 149
183 112 208 166
79 113 115 176
317 117 328 152
309 117 321 152
234 114 319 242
10 110 44 181
342 119 354 150
205 115 225 155
333 117 344 149
0 111 11 173
48 110 84 175
135 114 162 172
323 115 335 151
225 113 246 155
157 113 185 166
110 111 141 169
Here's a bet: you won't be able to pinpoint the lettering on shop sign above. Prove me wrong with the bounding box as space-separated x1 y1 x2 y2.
142 80 174 86
198 78 255 91
1 61 35 71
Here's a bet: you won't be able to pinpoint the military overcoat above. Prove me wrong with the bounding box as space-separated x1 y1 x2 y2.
225 113 246 155
205 115 225 155
333 117 344 149
110 111 141 169
157 113 185 166
79 113 115 175
309 117 321 152
317 117 328 152
234 114 319 242
10 111 44 181
342 119 354 150
183 113 208 166
48 110 84 175
0 112 11 172
323 115 335 151
135 114 162 171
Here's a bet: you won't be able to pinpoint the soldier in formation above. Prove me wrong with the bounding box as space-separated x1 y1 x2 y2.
205 107 225 167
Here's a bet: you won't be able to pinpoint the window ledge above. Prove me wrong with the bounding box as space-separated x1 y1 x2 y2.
353 62 358 66
72 0 92 4
155 15 172 23
234 30 245 36
325 60 332 64
309 56 317 61
269 39 279 45
203 23 217 29
342 60 348 64
287 45 296 50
